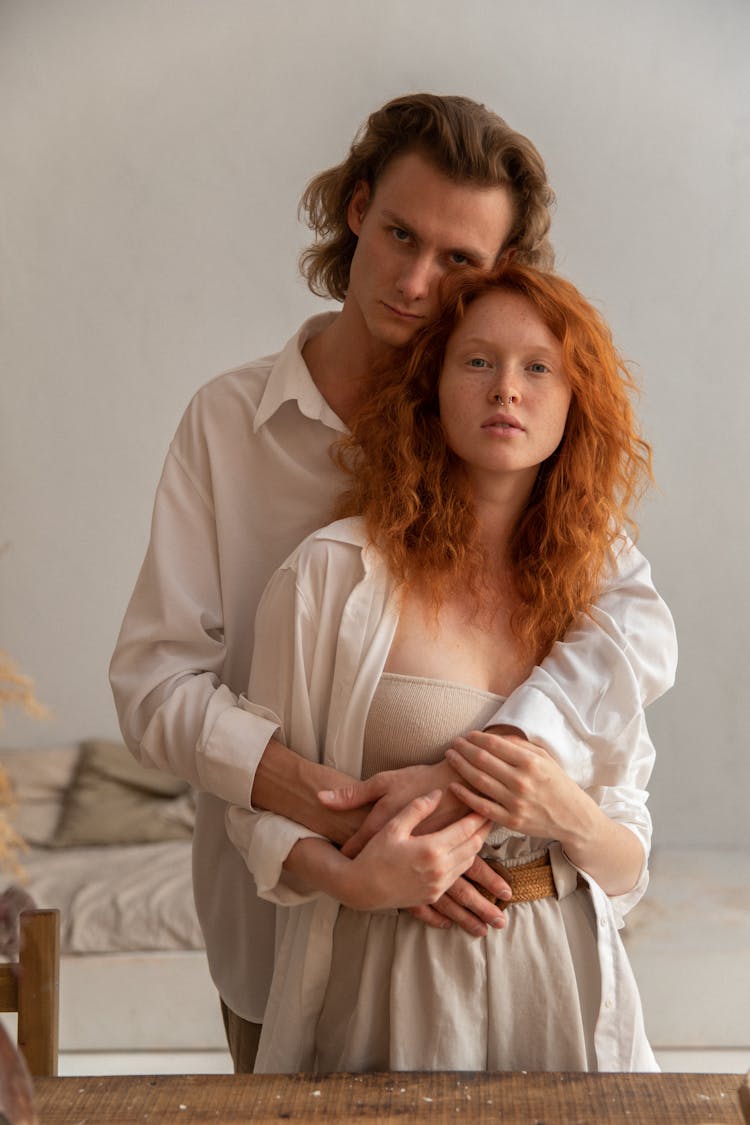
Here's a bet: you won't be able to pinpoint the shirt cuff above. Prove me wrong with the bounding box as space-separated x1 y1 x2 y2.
197 686 281 808
487 682 593 785
226 806 326 907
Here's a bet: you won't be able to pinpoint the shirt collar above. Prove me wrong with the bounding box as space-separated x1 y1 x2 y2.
253 311 345 434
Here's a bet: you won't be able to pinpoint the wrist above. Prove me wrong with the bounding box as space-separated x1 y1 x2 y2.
557 793 604 867
484 723 526 738
336 856 366 910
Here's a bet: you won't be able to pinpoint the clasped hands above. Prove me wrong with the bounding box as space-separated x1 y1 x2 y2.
318 725 579 936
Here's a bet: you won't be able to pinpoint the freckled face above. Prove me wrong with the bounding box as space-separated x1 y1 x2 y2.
438 289 572 493
344 151 515 349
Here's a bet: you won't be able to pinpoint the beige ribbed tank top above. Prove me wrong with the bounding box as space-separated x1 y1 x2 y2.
361 672 505 778
361 672 540 856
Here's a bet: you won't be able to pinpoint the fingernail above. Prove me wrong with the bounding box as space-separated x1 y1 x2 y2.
490 916 505 929
498 889 512 901
319 790 335 800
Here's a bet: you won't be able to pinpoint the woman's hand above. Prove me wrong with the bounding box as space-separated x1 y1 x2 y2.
317 761 513 932
445 729 587 842
284 790 495 913
343 790 493 911
445 728 645 897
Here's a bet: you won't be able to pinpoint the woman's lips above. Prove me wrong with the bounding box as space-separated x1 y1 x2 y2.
481 412 524 432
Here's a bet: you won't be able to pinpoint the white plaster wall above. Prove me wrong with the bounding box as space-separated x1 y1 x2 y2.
2 0 748 849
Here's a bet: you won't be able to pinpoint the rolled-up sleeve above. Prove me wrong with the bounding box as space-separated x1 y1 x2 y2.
485 539 672 918
109 445 279 807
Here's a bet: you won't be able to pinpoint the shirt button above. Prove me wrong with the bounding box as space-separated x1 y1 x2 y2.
604 999 614 1009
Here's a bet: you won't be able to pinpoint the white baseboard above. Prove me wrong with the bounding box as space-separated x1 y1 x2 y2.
58 1049 233 1076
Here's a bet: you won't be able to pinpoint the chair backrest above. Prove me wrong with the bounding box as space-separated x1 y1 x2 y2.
0 909 60 1077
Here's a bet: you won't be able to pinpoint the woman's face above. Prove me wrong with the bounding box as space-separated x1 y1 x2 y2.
438 288 572 494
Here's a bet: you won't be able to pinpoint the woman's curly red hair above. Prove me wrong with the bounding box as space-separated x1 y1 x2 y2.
334 264 652 662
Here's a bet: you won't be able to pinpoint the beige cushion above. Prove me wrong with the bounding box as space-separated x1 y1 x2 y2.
49 739 195 848
0 745 80 845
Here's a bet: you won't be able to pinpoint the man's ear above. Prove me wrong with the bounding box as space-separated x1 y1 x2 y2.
347 180 371 236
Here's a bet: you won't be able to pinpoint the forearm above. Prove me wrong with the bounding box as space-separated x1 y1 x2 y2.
559 794 645 897
252 738 367 845
446 729 647 899
283 836 356 902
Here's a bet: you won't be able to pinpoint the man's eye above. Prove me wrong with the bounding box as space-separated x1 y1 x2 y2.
392 228 410 242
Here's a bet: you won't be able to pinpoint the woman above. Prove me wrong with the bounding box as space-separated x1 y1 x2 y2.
227 264 663 1074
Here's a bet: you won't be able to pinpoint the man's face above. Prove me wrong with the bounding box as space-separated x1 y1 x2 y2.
345 151 515 350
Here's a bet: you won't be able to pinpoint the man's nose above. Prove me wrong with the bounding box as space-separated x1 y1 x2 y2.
396 256 435 302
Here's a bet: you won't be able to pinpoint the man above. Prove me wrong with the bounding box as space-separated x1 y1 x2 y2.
110 93 676 1071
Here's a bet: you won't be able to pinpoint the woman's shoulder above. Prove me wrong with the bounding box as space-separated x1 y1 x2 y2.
278 517 370 584
308 516 369 550
258 517 394 635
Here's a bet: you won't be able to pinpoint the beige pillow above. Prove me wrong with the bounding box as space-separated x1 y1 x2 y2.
49 739 195 848
0 746 81 845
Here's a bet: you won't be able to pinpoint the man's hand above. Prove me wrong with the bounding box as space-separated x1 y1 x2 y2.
408 855 512 935
318 759 468 858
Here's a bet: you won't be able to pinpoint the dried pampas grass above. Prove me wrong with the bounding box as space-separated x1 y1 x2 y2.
0 652 50 879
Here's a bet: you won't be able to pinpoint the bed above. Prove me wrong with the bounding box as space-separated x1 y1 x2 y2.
0 741 230 1074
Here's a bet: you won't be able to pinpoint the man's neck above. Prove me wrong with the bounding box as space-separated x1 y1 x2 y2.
302 303 387 427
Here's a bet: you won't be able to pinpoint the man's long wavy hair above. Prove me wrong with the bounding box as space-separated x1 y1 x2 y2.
300 93 555 301
333 265 653 663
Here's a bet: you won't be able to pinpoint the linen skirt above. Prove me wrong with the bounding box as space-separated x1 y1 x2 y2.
314 845 602 1072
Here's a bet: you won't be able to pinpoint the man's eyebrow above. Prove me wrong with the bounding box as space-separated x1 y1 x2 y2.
381 209 414 233
380 209 484 263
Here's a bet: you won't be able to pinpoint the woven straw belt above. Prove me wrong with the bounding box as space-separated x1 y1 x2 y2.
476 853 556 910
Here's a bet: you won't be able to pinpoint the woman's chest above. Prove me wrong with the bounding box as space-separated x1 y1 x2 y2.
384 588 535 698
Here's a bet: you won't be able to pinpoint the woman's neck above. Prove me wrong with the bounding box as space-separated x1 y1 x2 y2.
469 471 537 568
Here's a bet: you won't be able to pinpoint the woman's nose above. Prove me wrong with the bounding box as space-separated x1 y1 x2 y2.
489 378 520 407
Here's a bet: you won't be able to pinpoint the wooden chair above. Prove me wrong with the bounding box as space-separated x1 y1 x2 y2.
0 908 60 1077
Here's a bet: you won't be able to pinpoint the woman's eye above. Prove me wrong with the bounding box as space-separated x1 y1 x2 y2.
392 227 410 243
449 252 470 266
468 357 489 368
528 362 550 374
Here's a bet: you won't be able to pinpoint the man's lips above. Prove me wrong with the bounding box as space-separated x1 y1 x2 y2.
481 412 524 431
381 301 424 321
